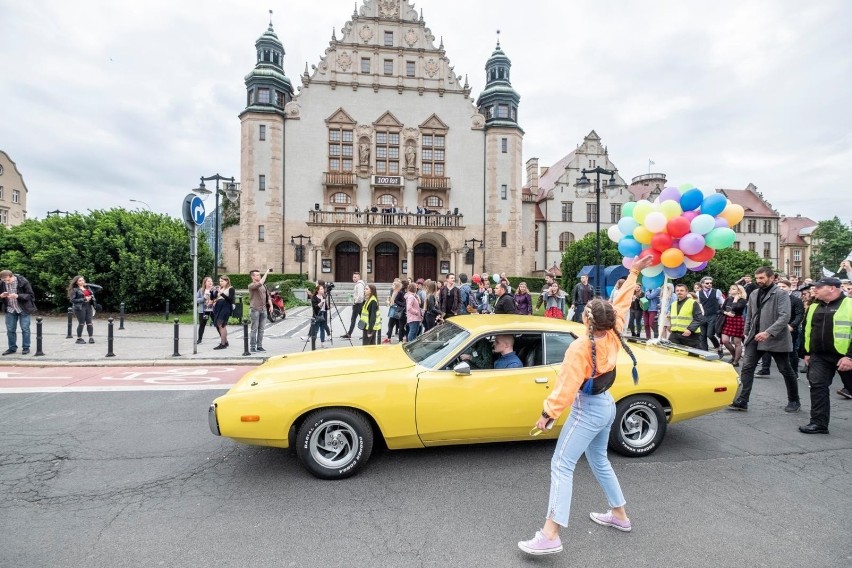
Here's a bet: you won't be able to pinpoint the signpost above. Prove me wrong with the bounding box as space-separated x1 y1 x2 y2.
183 194 206 354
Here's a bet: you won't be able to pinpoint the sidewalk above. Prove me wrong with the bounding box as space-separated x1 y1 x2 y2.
0 305 381 367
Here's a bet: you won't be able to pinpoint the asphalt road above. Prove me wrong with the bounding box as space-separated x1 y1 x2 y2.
1 372 850 567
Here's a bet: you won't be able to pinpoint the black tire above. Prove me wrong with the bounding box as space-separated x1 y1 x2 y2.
295 408 374 479
609 395 667 457
268 307 284 322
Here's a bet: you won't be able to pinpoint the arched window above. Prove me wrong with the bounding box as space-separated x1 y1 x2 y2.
330 192 351 204
424 195 443 208
378 194 397 206
559 232 575 252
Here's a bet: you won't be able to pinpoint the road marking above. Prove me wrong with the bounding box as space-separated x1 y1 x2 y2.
1 384 236 394
0 371 73 380
100 368 236 384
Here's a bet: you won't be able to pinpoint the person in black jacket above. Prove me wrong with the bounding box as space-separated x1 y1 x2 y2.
0 270 37 356
493 282 516 314
756 279 804 375
68 275 96 344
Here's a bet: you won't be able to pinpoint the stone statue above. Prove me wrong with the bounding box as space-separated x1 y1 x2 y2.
359 142 370 165
405 144 416 167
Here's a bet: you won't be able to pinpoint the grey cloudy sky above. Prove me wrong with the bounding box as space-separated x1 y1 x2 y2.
2 0 850 224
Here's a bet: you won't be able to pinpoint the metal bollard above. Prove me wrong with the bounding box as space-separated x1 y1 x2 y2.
106 318 115 357
66 308 73 339
164 299 170 321
172 318 181 357
119 302 125 330
242 319 250 356
34 317 45 356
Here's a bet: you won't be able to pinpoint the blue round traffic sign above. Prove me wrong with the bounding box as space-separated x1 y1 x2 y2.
190 196 206 226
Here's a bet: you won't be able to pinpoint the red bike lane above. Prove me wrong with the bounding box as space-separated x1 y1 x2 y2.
0 365 259 393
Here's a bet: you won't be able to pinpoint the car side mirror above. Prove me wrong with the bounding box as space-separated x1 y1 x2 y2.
453 361 471 376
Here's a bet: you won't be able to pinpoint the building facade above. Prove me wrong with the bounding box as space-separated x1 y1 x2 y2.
0 150 28 227
719 183 780 266
523 131 630 273
779 214 817 278
228 0 525 282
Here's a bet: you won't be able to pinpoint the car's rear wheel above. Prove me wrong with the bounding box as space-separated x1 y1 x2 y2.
609 395 667 457
296 408 374 479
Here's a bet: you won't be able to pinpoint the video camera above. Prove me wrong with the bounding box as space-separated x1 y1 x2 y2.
325 282 335 293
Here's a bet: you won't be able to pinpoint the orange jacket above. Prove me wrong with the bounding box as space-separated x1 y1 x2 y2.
543 270 638 419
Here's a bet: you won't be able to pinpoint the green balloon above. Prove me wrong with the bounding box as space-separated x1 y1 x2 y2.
705 227 736 249
622 202 637 218
678 183 694 192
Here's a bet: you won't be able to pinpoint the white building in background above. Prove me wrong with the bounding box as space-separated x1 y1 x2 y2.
0 150 28 227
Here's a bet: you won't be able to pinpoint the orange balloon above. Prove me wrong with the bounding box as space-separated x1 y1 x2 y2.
633 226 654 245
720 203 745 227
660 247 685 268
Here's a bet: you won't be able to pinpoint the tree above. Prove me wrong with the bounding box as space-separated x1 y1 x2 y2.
675 248 769 289
0 209 213 312
809 217 852 278
560 230 621 294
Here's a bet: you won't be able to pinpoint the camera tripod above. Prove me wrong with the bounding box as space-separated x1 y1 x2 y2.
301 289 354 351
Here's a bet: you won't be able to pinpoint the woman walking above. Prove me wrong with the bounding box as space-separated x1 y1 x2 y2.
68 276 96 344
721 284 747 366
212 276 235 350
384 281 403 344
518 255 652 556
197 276 214 344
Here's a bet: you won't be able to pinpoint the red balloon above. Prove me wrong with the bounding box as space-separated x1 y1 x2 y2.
687 246 716 262
640 247 662 266
651 232 673 252
667 216 691 238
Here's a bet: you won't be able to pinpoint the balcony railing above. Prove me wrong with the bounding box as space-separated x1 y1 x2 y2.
418 176 452 191
308 209 464 228
323 172 357 186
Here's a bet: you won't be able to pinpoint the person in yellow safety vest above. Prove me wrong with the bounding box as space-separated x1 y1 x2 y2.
799 277 852 434
360 283 382 346
668 284 702 349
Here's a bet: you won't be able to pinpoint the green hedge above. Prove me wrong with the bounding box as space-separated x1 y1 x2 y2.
226 273 307 289
507 276 547 293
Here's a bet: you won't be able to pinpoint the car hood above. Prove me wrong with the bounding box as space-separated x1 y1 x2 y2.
229 345 416 392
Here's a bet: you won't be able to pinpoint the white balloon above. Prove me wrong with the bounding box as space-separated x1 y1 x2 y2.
607 224 624 242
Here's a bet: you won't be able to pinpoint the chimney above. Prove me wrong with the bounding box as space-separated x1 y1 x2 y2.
526 157 539 190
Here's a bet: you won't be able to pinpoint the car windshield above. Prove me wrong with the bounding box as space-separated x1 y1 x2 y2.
403 323 470 368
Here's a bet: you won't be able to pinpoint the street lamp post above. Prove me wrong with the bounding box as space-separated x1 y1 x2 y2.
193 174 240 282
129 199 151 211
290 234 312 280
463 238 485 274
575 167 625 297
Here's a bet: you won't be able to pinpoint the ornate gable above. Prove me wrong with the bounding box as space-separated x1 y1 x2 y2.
419 114 449 131
325 108 357 125
373 111 403 129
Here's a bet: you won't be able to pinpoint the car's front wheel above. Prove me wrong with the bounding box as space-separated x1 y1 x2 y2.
296 409 374 479
609 395 667 457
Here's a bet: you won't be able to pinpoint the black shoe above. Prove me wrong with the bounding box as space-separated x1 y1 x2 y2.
197 339 203 344
256 347 266 352
1 349 15 355
784 401 801 413
76 338 86 345
798 423 828 434
213 344 227 350
21 349 30 355
728 400 748 411
340 334 351 339
89 338 95 344
756 369 770 376
838 388 852 400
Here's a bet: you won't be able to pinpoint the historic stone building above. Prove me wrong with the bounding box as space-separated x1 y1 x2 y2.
0 150 28 227
718 183 780 267
227 0 525 282
779 214 817 278
523 131 630 274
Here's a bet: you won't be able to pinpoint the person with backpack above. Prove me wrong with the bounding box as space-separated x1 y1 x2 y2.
457 273 473 316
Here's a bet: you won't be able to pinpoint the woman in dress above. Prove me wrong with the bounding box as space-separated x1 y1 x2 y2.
68 275 96 344
212 276 235 350
197 276 214 344
518 255 652 556
514 282 532 315
542 282 566 319
721 284 747 366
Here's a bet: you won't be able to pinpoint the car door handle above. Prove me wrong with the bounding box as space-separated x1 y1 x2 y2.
534 377 549 384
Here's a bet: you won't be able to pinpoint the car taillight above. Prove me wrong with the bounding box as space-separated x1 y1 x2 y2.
714 387 727 392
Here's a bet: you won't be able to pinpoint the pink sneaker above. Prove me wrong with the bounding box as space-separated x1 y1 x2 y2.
518 530 562 555
589 510 632 532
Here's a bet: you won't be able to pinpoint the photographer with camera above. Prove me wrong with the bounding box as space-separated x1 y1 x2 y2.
248 268 273 353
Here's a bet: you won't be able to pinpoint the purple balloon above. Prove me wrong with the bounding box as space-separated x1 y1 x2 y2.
679 233 706 255
663 263 688 279
682 210 699 222
658 186 682 203
714 217 729 228
688 261 708 272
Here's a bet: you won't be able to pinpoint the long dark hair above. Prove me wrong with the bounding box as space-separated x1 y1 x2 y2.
67 275 85 299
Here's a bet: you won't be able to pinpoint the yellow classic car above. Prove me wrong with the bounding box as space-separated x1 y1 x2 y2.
208 315 740 479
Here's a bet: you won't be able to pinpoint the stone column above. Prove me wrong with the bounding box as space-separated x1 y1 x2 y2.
407 248 414 279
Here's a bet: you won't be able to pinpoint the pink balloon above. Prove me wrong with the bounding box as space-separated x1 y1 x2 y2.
714 217 729 228
622 256 635 269
682 210 699 222
679 233 706 255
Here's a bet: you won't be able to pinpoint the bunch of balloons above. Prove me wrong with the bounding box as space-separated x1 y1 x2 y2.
607 185 744 289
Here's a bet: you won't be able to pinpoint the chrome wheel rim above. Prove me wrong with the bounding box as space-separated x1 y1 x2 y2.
309 420 359 468
620 406 658 448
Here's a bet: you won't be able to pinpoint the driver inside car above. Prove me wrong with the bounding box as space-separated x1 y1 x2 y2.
458 336 494 370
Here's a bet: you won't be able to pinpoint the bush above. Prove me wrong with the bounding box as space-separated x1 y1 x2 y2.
506 276 547 293
226 273 307 289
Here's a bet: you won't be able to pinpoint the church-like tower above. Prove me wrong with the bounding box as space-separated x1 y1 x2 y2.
476 38 524 273
235 19 295 272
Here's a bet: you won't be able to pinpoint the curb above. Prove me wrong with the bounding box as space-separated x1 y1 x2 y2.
0 358 266 368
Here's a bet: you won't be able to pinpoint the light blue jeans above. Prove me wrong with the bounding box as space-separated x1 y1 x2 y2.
5 311 31 351
406 320 421 342
547 391 626 527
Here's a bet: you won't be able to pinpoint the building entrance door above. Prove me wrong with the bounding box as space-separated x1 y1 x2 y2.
334 241 360 282
413 243 437 281
374 242 400 283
